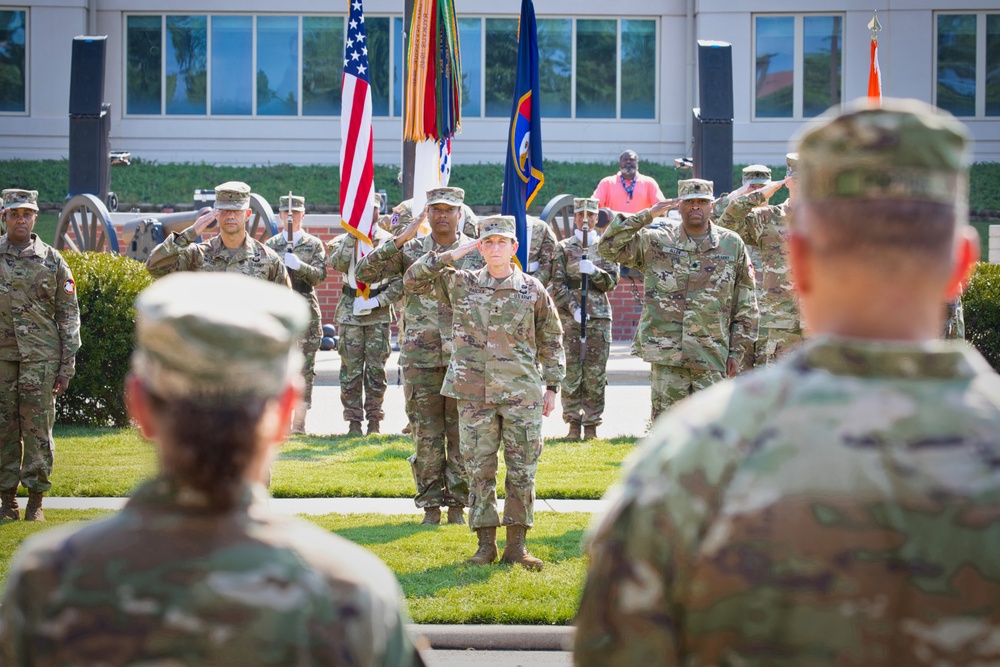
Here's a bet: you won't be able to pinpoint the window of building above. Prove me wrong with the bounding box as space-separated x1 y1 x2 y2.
936 12 1000 117
754 14 842 119
0 9 28 113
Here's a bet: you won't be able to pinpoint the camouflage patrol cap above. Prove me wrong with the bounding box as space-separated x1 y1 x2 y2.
478 215 517 240
425 187 465 207
742 164 771 186
2 188 39 212
677 179 714 201
795 97 970 204
213 181 252 210
279 194 305 212
785 152 799 178
574 197 600 213
372 192 383 209
132 273 309 402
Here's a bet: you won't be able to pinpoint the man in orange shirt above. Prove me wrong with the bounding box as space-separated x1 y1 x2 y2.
592 150 666 214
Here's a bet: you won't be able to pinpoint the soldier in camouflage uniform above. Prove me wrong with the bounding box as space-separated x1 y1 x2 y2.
146 181 289 287
716 155 803 366
329 193 403 436
0 272 426 667
404 216 564 570
265 194 327 433
356 187 483 525
575 98 998 666
0 189 81 522
525 215 558 287
551 197 619 440
597 179 759 421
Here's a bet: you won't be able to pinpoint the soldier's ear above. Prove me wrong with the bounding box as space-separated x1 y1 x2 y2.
786 231 812 298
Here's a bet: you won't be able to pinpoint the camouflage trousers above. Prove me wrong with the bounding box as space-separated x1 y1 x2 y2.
458 399 543 530
561 318 611 426
650 363 723 421
755 327 803 368
404 365 467 509
0 359 58 493
337 323 391 422
301 328 322 409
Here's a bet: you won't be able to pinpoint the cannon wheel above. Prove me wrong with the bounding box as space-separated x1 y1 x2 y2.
55 194 120 254
248 193 279 242
540 193 576 241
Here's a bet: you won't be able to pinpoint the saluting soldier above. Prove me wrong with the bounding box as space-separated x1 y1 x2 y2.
265 194 328 433
404 216 565 570
598 179 758 421
551 197 619 440
0 189 81 522
388 197 479 239
328 193 403 436
146 181 288 287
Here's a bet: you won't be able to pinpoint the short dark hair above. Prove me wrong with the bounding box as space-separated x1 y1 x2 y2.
619 150 638 162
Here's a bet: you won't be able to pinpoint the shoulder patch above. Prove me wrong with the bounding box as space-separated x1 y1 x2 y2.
747 263 755 281
63 278 76 294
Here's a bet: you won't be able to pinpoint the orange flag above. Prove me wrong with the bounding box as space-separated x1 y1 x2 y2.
867 12 882 105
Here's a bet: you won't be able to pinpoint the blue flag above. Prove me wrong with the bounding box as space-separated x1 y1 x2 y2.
501 0 544 270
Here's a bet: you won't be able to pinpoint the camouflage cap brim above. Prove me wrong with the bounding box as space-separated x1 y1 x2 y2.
574 198 600 213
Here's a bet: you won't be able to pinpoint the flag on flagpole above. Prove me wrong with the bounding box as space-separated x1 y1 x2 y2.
501 0 544 270
867 11 882 105
340 0 376 296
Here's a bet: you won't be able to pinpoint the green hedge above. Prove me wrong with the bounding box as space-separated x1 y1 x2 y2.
57 252 152 427
964 262 1000 370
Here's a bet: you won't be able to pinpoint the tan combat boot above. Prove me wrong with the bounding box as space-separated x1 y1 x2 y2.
501 524 543 571
0 490 19 521
291 411 307 434
465 527 498 566
583 424 598 440
366 420 380 436
447 507 466 525
566 422 581 440
421 507 441 525
347 421 363 436
24 491 44 522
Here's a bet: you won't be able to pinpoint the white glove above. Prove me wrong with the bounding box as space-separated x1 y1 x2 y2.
578 259 596 275
353 296 380 316
573 308 582 324
284 252 302 270
527 261 540 272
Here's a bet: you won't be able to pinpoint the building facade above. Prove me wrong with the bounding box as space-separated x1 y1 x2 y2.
1 0 998 167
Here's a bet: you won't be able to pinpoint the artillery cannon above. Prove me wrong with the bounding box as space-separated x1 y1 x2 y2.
55 191 279 260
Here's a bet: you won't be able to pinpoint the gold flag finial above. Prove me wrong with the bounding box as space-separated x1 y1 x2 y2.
868 10 882 39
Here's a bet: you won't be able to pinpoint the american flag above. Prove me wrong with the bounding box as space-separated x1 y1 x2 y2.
340 0 375 293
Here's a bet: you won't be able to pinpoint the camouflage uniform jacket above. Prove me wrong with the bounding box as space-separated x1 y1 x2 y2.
575 337 1000 666
389 199 479 239
551 234 619 321
404 256 565 405
355 233 483 368
0 234 81 378
597 210 758 372
0 476 426 667
526 216 557 287
265 230 328 338
717 192 799 330
328 228 403 326
146 226 289 286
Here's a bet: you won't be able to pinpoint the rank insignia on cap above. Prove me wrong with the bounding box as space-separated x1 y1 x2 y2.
63 278 76 294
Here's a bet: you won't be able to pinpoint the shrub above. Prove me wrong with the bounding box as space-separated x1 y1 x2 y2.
57 252 152 426
963 261 1000 370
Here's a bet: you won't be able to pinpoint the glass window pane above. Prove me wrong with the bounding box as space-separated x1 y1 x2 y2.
394 17 404 117
211 16 252 115
0 10 27 112
484 18 517 117
755 16 794 118
165 16 206 115
367 17 390 116
987 14 1000 116
802 15 841 117
576 19 616 119
537 19 570 118
303 16 342 116
257 16 298 116
937 14 977 117
458 18 481 117
621 20 656 119
127 15 162 115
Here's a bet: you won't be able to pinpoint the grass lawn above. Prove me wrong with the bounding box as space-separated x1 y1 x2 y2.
0 510 591 625
50 426 636 499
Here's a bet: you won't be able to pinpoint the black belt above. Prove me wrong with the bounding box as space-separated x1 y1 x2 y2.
343 284 387 298
293 283 314 296
566 278 583 289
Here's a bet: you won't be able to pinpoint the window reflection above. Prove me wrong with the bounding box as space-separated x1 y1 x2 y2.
0 10 27 113
538 19 571 118
802 15 841 118
485 18 517 117
937 14 976 117
127 15 162 115
577 19 616 119
367 17 390 116
303 16 342 116
988 15 1000 116
622 20 656 119
755 16 794 118
257 16 298 116
458 18 481 117
211 16 252 115
166 15 206 115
